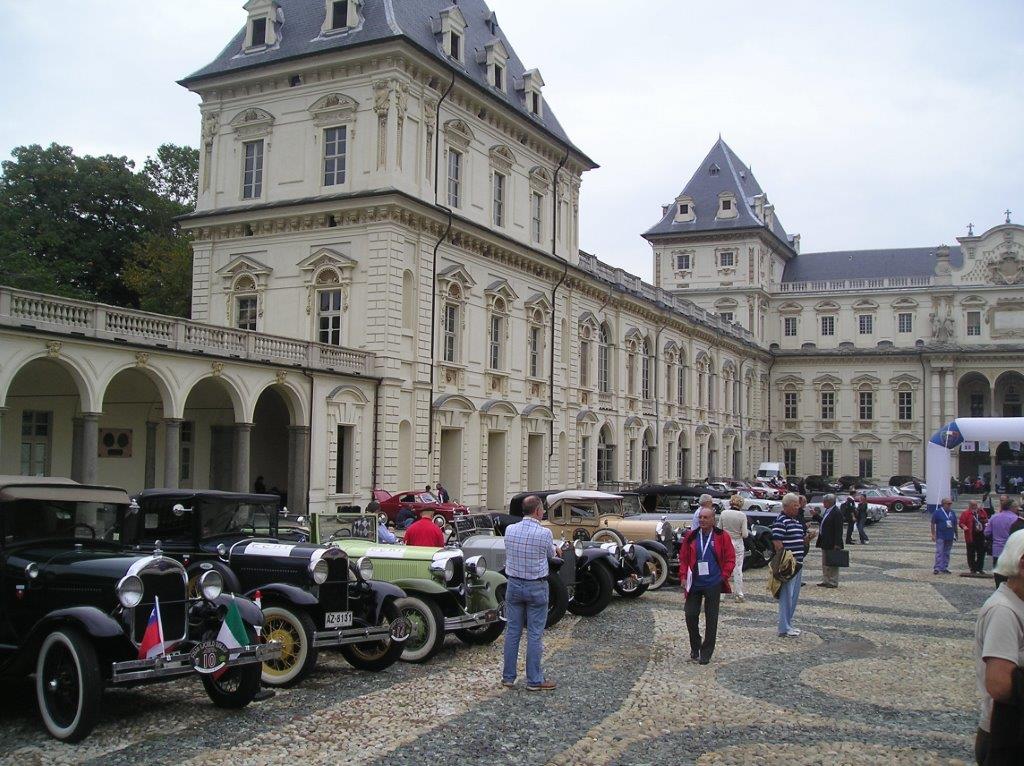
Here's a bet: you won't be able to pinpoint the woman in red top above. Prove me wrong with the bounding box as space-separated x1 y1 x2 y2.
960 500 990 575
678 508 736 665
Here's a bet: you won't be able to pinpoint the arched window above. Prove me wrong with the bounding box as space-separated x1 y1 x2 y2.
402 270 415 331
641 337 652 400
597 425 615 485
598 323 611 393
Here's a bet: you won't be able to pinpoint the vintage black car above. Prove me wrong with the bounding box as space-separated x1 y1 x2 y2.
0 477 277 742
125 490 408 687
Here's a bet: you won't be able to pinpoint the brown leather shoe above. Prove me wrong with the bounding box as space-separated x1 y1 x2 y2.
526 679 557 692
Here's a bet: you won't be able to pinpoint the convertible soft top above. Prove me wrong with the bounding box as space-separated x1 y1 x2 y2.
0 475 130 505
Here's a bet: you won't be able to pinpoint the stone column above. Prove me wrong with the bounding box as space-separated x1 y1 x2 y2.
78 413 100 485
144 421 158 488
288 425 310 515
0 407 7 472
929 368 942 437
71 417 84 482
162 419 181 489
233 423 253 493
990 378 998 487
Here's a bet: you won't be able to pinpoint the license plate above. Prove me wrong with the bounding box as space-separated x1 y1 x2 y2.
325 611 353 629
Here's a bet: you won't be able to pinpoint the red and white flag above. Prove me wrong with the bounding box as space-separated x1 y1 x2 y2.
138 595 167 660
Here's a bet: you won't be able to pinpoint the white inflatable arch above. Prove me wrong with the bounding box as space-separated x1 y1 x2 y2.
926 417 1024 510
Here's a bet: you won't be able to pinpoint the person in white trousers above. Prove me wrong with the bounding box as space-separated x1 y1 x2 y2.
720 495 749 602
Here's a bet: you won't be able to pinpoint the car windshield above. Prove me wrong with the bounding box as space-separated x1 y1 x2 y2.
199 502 278 538
567 502 598 520
2 499 124 545
865 490 882 497
315 513 377 543
451 514 494 541
650 495 693 513
596 498 623 515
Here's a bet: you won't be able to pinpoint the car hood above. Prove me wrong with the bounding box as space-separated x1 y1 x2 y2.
11 544 147 580
327 540 453 561
230 540 331 561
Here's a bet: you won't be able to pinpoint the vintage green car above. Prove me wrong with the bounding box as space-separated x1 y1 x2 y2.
310 513 506 663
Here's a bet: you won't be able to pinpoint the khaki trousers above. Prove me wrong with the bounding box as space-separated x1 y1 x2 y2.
822 561 840 587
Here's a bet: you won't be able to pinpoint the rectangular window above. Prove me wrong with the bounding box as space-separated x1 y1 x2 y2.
529 326 541 378
970 392 984 417
859 391 874 421
597 443 614 485
820 449 834 477
820 391 835 420
242 140 264 199
449 30 461 60
783 317 797 337
675 252 691 270
179 421 193 483
821 315 835 336
783 448 797 477
967 311 981 336
677 366 685 405
250 17 267 46
331 0 348 29
641 356 651 399
898 391 913 421
531 192 543 244
678 203 688 215
236 296 257 331
443 303 458 362
858 449 873 479
898 450 913 475
858 314 873 334
20 410 52 476
317 289 343 346
335 425 353 494
323 126 347 186
598 343 610 393
579 340 590 387
719 312 733 324
492 172 506 227
783 392 798 420
493 63 504 90
581 436 590 483
719 250 735 267
489 314 503 370
447 149 461 207
897 312 913 333
721 199 732 211
531 92 541 115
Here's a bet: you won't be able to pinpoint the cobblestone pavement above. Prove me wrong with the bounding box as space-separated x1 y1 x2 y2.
0 511 987 765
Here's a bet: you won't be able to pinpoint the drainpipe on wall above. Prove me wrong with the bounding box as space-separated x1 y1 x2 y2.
548 151 570 459
371 376 382 490
766 354 776 462
426 69 457 457
919 348 928 470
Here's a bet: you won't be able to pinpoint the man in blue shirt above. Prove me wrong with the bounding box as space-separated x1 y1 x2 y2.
502 495 558 691
931 497 958 575
773 492 813 637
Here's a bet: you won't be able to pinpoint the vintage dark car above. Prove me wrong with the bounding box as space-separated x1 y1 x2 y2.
0 477 277 742
126 490 409 686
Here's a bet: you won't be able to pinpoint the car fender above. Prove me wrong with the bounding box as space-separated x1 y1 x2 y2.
577 547 614 566
209 593 264 627
475 569 506 592
186 560 242 595
28 607 125 642
245 582 319 608
636 540 669 557
392 578 450 597
8 608 129 678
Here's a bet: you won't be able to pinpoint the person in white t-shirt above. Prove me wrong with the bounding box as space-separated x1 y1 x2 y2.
974 529 1024 765
719 495 749 602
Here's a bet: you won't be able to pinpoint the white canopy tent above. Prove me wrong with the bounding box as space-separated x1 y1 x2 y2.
925 417 1024 510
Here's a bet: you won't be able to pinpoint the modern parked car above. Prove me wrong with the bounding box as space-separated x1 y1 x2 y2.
859 488 922 513
807 493 887 524
309 512 506 663
126 490 409 686
0 477 277 742
373 489 470 527
509 490 668 593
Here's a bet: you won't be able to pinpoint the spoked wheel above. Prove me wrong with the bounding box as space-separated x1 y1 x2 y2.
261 604 316 687
395 595 444 663
644 549 670 590
202 661 261 708
35 628 102 742
614 572 649 599
340 600 406 671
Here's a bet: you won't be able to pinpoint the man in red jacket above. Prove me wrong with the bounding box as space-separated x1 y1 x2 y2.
403 507 446 548
679 507 736 665
959 500 989 575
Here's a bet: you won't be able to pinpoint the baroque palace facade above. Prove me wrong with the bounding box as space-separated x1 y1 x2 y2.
1 0 1021 512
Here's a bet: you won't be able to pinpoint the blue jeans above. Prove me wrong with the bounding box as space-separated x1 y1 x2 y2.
502 578 548 686
856 517 868 543
934 537 953 572
777 565 803 635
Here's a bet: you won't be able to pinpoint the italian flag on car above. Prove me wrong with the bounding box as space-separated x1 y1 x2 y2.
212 600 249 679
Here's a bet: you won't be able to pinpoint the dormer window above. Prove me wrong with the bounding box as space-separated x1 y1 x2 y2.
250 17 267 47
531 92 541 116
721 199 732 211
321 0 360 34
519 68 545 118
716 192 738 219
449 30 461 61
679 204 688 215
494 63 504 90
673 196 695 223
331 0 348 29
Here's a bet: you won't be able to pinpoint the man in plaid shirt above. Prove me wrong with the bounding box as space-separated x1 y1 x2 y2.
502 495 559 691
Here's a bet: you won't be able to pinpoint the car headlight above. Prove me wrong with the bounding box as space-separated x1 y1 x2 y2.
430 556 457 583
600 541 620 556
116 574 144 608
623 543 636 559
466 555 486 577
573 539 584 556
199 569 223 601
356 556 374 581
309 557 329 585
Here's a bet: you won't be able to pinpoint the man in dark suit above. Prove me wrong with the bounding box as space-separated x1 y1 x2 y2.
816 493 845 588
842 495 857 544
855 493 870 544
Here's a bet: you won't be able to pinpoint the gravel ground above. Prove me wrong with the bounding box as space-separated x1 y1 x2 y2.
0 510 984 765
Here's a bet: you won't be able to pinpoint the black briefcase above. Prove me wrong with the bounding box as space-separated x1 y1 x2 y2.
824 549 850 568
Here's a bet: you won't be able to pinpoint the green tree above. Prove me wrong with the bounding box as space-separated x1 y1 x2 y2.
124 233 192 317
142 144 199 208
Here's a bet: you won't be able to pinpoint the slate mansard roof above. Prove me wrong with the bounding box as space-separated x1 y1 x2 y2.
780 246 962 283
643 138 794 249
181 0 594 166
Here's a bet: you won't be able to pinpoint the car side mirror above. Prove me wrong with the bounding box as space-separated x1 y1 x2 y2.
279 506 289 516
172 503 192 517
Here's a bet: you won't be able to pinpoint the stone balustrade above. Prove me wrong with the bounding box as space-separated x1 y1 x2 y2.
779 275 933 293
0 286 374 376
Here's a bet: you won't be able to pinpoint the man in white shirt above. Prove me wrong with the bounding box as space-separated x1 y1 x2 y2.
692 494 715 530
719 495 749 601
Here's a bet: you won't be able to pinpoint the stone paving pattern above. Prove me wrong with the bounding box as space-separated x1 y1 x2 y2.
0 510 990 765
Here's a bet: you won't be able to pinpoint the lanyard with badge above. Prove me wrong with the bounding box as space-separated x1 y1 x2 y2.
943 509 954 529
697 531 714 576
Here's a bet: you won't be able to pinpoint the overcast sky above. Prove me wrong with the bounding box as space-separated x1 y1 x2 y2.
2 1 1021 279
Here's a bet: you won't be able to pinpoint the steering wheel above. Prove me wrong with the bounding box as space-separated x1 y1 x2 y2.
329 529 353 540
72 522 97 539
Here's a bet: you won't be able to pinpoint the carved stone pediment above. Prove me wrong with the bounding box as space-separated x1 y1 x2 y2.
986 251 1024 285
217 254 273 287
444 119 474 150
308 93 358 127
229 107 275 140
